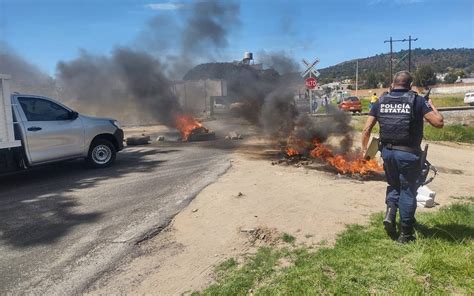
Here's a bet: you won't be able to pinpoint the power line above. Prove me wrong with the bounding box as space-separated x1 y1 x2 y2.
384 36 418 78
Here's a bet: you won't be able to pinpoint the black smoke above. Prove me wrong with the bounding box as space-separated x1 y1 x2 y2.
181 1 239 59
134 0 240 80
294 105 354 153
57 48 181 125
260 88 298 138
183 62 281 122
56 0 240 124
259 84 354 154
0 43 56 97
257 50 300 75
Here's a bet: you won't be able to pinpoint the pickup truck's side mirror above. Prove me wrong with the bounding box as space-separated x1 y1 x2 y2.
70 111 79 120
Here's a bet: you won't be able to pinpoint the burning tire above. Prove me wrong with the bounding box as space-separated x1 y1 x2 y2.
175 114 215 142
86 139 116 168
187 128 216 141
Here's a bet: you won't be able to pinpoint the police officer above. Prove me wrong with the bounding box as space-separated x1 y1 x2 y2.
361 71 444 243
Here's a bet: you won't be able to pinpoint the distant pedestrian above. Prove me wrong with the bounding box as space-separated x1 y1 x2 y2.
312 99 318 113
369 92 378 110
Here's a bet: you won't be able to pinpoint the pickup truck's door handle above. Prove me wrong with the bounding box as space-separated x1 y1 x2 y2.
27 126 42 132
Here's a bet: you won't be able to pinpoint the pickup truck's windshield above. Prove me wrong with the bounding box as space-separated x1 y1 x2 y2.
18 97 71 121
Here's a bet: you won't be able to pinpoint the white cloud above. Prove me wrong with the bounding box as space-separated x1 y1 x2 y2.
146 3 185 10
369 0 424 5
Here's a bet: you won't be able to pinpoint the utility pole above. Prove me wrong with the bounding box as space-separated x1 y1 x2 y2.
384 36 418 78
309 71 313 113
355 60 359 97
388 37 393 79
407 35 417 72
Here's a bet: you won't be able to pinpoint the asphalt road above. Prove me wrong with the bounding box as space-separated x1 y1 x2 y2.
0 143 230 295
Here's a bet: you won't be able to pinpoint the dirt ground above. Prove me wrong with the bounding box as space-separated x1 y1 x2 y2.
91 128 474 295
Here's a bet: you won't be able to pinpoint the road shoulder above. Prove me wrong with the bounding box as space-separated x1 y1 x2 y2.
88 140 474 295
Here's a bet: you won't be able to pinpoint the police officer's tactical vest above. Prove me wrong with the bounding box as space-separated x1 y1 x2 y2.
377 91 416 146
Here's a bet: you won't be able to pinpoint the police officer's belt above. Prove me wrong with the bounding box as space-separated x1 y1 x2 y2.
384 143 419 154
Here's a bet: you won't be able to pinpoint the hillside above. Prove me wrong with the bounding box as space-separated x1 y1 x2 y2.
319 48 474 83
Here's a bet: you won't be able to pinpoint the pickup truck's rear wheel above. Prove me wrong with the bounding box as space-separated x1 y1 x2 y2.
87 139 116 168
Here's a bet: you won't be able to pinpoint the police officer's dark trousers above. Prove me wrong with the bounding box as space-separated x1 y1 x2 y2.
381 147 421 229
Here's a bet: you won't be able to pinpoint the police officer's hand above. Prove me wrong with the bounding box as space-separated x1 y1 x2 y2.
427 98 435 108
427 98 440 113
424 99 444 128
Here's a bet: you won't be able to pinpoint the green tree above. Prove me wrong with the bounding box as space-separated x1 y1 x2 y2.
444 73 457 84
365 72 378 89
414 65 437 87
377 72 389 87
442 69 466 84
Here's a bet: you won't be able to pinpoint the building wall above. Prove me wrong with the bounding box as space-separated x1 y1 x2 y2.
441 109 474 126
172 79 227 115
431 83 474 94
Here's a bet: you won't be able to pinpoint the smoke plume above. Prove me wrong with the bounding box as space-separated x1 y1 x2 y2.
296 105 354 153
260 87 298 138
0 43 56 97
57 48 181 125
181 1 239 58
134 0 240 80
260 84 354 154
257 50 300 75
56 0 240 124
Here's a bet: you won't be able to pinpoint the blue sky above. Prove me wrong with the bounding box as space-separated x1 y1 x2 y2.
1 0 473 76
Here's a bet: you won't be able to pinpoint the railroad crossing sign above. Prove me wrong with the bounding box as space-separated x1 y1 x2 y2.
301 58 320 78
301 57 320 114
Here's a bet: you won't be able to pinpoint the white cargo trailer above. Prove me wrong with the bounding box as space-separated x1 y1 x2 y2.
0 74 21 149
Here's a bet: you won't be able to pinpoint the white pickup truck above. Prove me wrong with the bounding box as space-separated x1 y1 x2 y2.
0 74 124 174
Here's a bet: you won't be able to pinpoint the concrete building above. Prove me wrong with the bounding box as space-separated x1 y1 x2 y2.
172 79 227 116
320 81 351 91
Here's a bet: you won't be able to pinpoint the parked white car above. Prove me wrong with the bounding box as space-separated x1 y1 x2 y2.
464 92 474 106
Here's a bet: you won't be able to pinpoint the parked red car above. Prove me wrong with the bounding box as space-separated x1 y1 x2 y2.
339 96 362 113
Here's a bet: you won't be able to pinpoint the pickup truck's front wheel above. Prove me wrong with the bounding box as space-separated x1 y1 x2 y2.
87 139 116 168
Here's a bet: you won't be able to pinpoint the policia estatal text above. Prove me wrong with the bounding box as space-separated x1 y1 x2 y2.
362 71 444 244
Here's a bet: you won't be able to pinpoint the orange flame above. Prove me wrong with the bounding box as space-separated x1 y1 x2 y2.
175 114 204 141
285 147 300 157
284 135 383 175
309 142 383 175
285 135 311 157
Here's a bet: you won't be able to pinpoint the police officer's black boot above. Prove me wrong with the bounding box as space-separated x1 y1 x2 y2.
397 224 416 244
383 205 397 239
